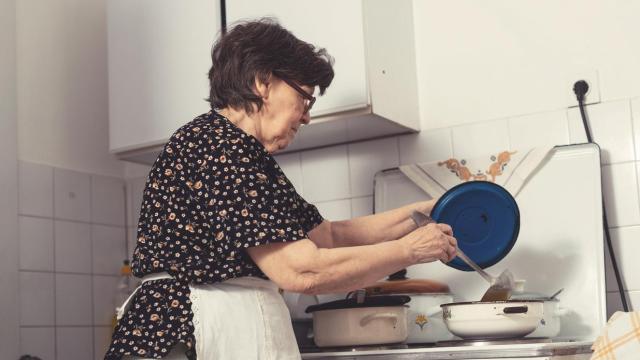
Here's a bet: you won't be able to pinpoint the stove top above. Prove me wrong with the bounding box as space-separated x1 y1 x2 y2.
300 337 555 353
435 337 553 347
300 339 593 359
299 343 409 353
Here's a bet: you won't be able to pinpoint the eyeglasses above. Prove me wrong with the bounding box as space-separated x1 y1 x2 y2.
280 78 316 115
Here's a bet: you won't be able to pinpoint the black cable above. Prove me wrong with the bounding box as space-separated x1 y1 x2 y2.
573 80 629 312
220 0 227 35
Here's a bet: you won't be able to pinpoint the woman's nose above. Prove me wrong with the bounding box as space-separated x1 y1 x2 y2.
301 112 311 125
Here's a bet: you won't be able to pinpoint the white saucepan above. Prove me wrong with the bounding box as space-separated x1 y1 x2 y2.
306 295 410 347
440 300 544 339
511 292 568 338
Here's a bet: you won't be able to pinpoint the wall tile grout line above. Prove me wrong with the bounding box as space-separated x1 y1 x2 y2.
448 128 455 159
20 269 118 277
628 100 640 221
17 213 126 229
345 144 354 207
52 167 57 360
89 175 96 360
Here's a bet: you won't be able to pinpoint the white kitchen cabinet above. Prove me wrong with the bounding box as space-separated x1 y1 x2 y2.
107 0 221 158
108 0 421 163
226 0 369 117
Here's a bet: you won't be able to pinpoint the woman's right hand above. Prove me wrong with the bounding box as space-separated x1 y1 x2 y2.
400 223 458 264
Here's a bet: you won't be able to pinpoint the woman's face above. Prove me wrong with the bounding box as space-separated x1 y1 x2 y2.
259 78 313 153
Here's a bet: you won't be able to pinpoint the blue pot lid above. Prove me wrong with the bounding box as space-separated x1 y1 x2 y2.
430 181 520 271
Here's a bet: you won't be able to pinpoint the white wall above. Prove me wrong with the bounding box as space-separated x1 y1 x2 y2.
0 0 20 357
413 0 640 129
17 0 123 178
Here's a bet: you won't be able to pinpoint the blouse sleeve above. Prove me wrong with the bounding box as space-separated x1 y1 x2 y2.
200 140 323 249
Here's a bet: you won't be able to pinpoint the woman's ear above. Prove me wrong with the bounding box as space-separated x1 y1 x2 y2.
254 73 272 100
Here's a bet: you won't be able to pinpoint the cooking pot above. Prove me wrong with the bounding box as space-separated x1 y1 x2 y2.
440 300 544 339
305 295 410 347
511 292 568 338
365 274 455 343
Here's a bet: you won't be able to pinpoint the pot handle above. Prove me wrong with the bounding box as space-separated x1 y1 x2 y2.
360 312 399 327
503 306 528 314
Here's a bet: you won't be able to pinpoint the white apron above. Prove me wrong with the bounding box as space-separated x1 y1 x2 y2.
120 274 301 360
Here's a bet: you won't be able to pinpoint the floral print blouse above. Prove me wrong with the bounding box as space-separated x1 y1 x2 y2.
105 111 324 359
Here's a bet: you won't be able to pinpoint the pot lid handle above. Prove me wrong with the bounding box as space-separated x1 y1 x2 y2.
388 269 408 281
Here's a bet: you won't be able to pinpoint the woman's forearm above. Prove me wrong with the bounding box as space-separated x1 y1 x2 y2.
299 240 413 294
330 200 435 247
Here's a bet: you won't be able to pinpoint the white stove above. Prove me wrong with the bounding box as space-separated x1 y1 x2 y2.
301 339 592 359
301 144 605 359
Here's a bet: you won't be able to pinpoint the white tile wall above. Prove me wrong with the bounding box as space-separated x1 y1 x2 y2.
92 225 127 275
127 226 137 259
19 272 55 326
126 176 147 227
348 137 399 197
610 226 640 291
301 145 350 202
315 199 352 221
452 119 511 159
601 163 640 227
20 327 56 360
91 175 126 226
55 273 93 326
19 161 54 217
18 162 132 359
57 326 94 360
55 220 92 273
54 168 91 222
274 152 304 194
567 109 588 144
568 100 635 164
94 326 114 360
93 275 119 326
508 110 570 149
19 216 54 271
398 128 453 165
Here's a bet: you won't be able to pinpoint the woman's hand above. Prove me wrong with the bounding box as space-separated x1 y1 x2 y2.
399 222 457 264
414 198 439 215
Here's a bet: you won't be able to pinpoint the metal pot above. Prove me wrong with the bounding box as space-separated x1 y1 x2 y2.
440 300 544 339
306 295 410 347
511 292 568 338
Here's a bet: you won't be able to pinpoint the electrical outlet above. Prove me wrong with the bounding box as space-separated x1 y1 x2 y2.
565 70 601 108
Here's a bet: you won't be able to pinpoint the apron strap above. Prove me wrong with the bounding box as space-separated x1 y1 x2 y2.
116 272 173 320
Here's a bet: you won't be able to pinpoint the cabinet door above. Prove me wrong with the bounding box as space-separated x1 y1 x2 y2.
108 0 220 153
226 0 368 117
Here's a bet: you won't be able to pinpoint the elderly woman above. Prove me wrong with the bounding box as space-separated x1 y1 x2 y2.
105 19 457 360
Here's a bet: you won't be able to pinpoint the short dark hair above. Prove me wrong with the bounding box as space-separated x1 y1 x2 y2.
207 18 335 114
